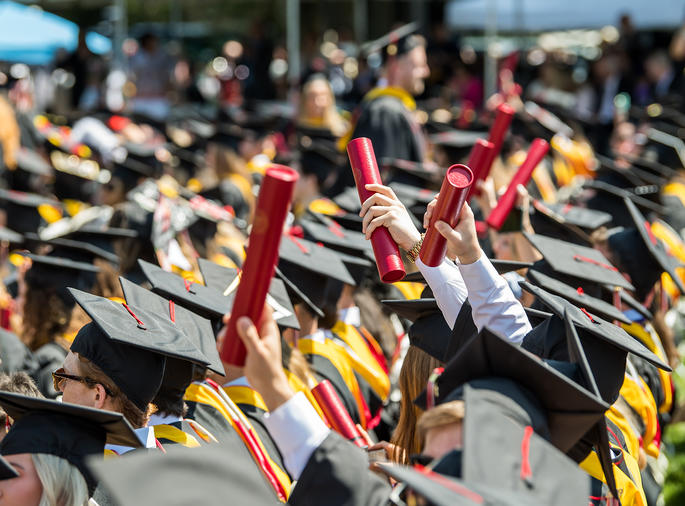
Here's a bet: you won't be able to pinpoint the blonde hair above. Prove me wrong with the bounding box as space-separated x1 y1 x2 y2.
417 400 465 448
31 453 89 506
297 76 348 137
389 346 442 464
0 96 19 169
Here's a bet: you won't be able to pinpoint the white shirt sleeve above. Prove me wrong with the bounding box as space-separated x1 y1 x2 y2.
263 392 331 480
457 252 532 343
415 256 468 329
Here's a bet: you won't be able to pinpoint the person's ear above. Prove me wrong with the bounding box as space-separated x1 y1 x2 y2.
93 384 108 409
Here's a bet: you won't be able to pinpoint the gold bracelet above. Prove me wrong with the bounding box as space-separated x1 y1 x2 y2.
407 233 425 263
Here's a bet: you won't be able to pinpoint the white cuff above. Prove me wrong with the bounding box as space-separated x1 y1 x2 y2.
263 392 331 480
416 256 468 329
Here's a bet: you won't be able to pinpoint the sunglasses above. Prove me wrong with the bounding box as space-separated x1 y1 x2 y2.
52 368 115 397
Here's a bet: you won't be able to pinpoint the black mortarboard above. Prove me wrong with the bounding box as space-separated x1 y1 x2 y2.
519 282 670 404
89 442 279 506
196 258 300 331
389 181 436 207
380 158 444 187
69 288 207 411
49 150 107 202
331 249 375 286
421 381 589 505
332 186 364 213
138 259 232 321
0 189 62 234
414 328 609 453
298 141 344 190
526 269 630 324
608 197 685 299
24 233 119 265
118 277 223 375
361 22 423 62
529 200 610 246
384 297 549 363
300 215 373 258
524 233 633 290
401 259 533 284
0 392 141 494
278 236 354 314
273 266 324 319
23 253 99 309
594 154 666 188
583 179 666 227
279 235 355 286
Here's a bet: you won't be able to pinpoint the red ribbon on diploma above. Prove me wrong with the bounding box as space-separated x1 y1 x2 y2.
346 137 405 283
220 165 299 366
311 380 367 449
486 138 549 231
419 164 474 267
466 139 495 200
478 103 515 191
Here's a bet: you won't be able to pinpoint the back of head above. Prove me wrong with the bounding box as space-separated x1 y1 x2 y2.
31 453 89 506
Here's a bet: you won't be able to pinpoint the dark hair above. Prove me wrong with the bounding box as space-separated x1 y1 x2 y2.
21 289 70 351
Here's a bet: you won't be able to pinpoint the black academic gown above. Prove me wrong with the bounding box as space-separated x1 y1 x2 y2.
288 432 391 506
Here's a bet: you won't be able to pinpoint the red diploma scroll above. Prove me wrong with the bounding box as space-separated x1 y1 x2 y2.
220 165 299 366
346 137 405 283
466 139 495 200
312 380 367 449
480 103 515 185
419 165 474 267
486 138 549 231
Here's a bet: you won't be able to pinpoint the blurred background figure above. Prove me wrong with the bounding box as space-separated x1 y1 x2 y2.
128 32 174 120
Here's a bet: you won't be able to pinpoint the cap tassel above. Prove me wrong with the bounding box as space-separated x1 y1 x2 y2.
520 425 534 486
573 255 618 272
425 367 444 410
183 278 196 294
168 300 175 323
121 303 146 330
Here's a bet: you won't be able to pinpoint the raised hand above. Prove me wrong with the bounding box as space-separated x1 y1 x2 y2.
359 184 422 251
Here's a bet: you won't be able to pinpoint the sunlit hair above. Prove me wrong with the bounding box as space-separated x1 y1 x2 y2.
31 453 89 506
416 400 465 449
297 76 348 137
77 354 152 428
0 96 20 169
21 289 70 351
389 345 442 464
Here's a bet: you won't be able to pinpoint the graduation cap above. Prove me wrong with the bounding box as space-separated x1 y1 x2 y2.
278 235 355 314
49 150 109 201
361 22 424 62
88 441 279 506
0 189 62 234
608 197 685 300
0 392 141 493
401 259 533 284
69 288 210 411
424 381 589 506
383 297 550 363
519 281 670 404
529 200 609 246
380 158 444 187
298 141 344 189
594 154 666 188
524 233 633 290
414 328 609 454
582 179 666 227
119 276 223 375
22 252 99 309
332 186 364 213
137 259 232 321
299 215 373 258
24 233 119 265
273 265 324 319
526 269 630 324
196 258 301 331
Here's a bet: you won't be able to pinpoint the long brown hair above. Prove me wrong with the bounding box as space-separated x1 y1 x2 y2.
0 96 19 169
21 289 71 351
390 345 442 464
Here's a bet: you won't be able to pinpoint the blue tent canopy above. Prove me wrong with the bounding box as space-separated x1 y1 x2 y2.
0 1 111 65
